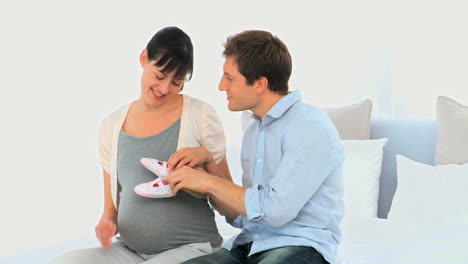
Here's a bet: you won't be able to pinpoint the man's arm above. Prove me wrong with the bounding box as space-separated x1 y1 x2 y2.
170 122 342 228
168 167 247 220
169 122 343 228
206 175 247 219
195 156 236 216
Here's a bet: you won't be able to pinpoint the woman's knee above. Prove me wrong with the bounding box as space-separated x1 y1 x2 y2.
49 248 101 264
49 246 137 264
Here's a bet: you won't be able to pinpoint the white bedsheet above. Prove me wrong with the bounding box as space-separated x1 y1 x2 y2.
0 238 100 264
3 215 467 264
0 212 240 264
337 216 468 264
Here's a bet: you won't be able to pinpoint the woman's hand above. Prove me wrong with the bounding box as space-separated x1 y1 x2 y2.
167 147 213 171
95 217 117 248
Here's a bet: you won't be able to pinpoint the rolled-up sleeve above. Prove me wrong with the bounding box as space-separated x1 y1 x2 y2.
244 122 342 227
226 214 248 228
200 104 226 164
97 116 113 174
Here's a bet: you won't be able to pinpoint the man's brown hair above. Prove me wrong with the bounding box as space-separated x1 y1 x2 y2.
223 30 292 95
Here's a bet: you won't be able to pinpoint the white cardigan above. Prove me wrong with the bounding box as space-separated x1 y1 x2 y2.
98 95 226 208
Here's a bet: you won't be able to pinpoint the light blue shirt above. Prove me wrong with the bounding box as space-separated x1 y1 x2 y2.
225 90 345 264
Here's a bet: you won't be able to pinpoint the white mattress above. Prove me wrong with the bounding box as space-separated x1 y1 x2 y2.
0 212 240 264
3 214 468 264
337 216 468 264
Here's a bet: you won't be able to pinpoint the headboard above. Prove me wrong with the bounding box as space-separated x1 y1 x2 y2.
370 117 436 218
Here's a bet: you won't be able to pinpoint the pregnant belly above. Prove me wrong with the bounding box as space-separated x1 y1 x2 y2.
117 191 220 254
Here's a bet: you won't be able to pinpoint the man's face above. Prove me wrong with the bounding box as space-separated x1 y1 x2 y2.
218 57 258 112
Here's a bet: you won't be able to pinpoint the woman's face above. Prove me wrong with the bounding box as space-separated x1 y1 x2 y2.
139 50 185 107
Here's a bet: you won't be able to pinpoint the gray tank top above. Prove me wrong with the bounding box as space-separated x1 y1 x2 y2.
117 119 222 254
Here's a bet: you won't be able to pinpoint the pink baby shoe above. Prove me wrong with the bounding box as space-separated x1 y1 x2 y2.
134 158 173 198
134 177 174 198
140 158 169 177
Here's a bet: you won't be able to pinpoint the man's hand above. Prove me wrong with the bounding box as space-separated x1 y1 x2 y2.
167 166 213 195
95 217 117 248
167 147 213 171
169 166 248 219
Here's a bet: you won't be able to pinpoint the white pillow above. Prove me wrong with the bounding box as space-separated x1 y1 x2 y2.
342 138 388 218
435 96 468 165
389 155 468 223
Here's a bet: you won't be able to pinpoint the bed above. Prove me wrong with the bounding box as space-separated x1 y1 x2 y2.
338 216 468 264
2 116 468 264
336 117 468 264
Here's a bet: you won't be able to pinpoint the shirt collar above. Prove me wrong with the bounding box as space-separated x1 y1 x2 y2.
265 90 302 119
246 90 302 123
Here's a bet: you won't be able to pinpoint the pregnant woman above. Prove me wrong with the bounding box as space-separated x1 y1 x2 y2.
50 26 231 264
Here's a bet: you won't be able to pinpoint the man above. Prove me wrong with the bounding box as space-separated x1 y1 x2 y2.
168 30 344 264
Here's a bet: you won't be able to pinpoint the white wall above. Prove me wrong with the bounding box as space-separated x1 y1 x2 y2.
1 0 467 258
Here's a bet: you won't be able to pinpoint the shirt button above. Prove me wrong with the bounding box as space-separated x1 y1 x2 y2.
254 234 260 240
257 159 262 163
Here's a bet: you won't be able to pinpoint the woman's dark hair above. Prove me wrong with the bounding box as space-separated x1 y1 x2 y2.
146 26 194 80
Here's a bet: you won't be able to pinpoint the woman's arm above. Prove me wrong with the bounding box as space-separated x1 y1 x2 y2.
204 156 232 182
95 169 117 248
101 170 117 220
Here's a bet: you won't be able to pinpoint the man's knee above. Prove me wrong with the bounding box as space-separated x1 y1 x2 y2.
182 248 238 264
255 246 327 264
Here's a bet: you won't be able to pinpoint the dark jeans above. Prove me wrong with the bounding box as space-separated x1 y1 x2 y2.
182 242 329 264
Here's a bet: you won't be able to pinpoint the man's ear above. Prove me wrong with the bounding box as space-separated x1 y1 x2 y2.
139 49 148 67
255 77 269 95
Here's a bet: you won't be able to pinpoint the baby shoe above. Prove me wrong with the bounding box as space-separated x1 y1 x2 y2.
134 177 174 198
138 157 207 200
140 158 169 177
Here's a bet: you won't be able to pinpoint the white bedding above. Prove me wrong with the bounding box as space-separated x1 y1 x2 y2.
337 217 468 264
3 215 468 264
0 212 240 264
